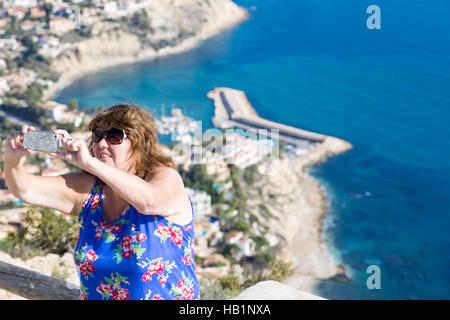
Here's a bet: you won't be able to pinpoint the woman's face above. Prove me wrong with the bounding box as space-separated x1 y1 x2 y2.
92 128 135 173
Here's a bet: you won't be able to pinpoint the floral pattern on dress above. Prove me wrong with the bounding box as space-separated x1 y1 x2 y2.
74 244 97 280
137 257 177 287
91 216 129 243
169 271 196 300
96 272 130 300
112 225 147 263
80 283 89 300
75 179 200 300
182 238 194 265
141 290 164 300
154 223 183 247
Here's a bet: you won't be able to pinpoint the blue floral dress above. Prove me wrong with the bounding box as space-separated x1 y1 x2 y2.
74 178 200 300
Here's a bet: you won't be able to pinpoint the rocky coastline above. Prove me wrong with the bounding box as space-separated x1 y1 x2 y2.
248 137 353 293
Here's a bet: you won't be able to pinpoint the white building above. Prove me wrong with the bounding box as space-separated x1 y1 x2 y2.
186 187 212 221
20 20 39 31
49 17 76 35
0 37 20 51
3 0 38 9
38 35 64 58
5 68 37 90
225 231 255 257
0 77 10 95
221 132 276 169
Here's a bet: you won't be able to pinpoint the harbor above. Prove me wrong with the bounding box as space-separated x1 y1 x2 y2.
207 87 349 155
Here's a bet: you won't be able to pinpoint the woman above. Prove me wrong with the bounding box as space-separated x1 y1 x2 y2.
4 104 200 300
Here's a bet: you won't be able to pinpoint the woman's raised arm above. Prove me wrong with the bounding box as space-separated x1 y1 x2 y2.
3 125 94 215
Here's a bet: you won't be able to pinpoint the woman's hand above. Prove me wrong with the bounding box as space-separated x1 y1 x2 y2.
49 129 94 171
4 125 36 164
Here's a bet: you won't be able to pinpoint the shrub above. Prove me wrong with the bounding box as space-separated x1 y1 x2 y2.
199 259 294 299
199 275 240 300
241 260 294 289
243 164 258 185
5 207 79 259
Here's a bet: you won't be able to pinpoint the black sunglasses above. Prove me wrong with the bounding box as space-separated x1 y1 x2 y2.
92 128 128 145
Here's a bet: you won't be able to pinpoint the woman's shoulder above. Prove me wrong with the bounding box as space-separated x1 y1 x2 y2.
144 166 192 225
144 166 181 181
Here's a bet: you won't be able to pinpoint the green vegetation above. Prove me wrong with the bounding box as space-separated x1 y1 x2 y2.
4 207 79 260
23 82 44 107
124 9 154 44
178 163 224 204
243 164 258 185
200 275 241 300
131 10 151 30
200 260 293 299
67 98 79 111
44 3 54 27
1 100 51 129
241 260 293 287
259 203 273 219
0 115 22 138
21 35 39 62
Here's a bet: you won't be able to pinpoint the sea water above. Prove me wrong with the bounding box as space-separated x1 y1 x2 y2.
56 0 450 299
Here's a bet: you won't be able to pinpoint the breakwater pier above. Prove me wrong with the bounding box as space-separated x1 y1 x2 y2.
207 87 336 149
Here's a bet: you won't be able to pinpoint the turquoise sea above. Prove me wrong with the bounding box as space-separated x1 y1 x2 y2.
56 0 450 299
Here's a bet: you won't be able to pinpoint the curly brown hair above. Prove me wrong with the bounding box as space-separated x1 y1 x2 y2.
87 104 176 177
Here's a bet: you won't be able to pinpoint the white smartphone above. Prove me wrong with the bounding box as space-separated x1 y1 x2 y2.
23 131 61 153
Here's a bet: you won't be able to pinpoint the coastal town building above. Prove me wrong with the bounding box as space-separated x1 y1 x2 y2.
205 157 230 182
20 20 39 32
0 77 10 96
4 68 38 91
3 0 39 10
0 38 20 51
29 6 47 18
222 132 274 169
6 6 27 20
49 17 76 35
0 18 11 30
186 187 212 221
38 35 66 58
155 109 201 145
194 215 223 258
225 230 255 257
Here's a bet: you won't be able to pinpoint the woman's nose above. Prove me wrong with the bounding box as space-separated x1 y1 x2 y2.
97 136 109 148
